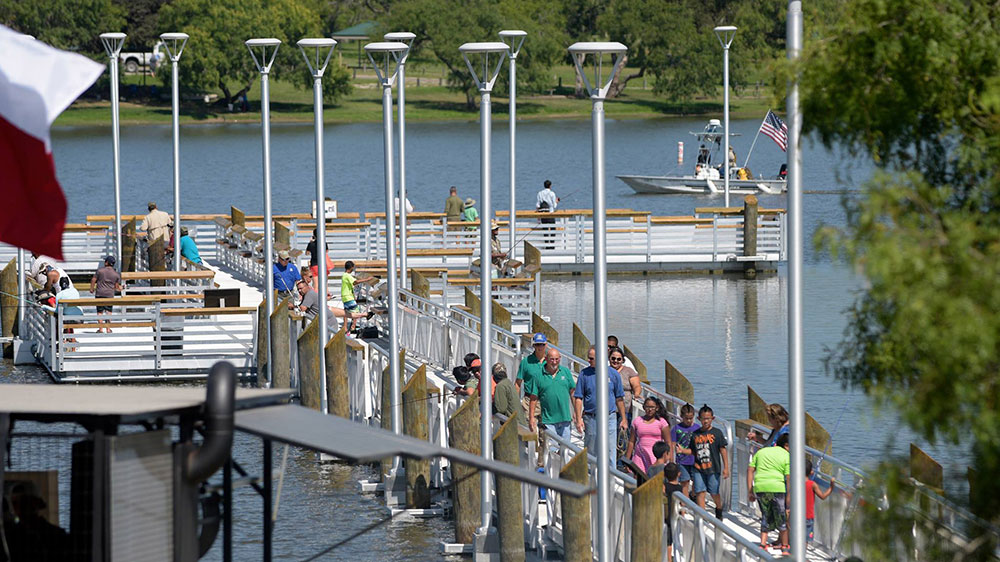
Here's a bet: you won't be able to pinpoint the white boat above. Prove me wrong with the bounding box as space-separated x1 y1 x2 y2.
618 119 787 195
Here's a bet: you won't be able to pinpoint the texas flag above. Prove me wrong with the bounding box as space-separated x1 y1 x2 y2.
0 25 104 259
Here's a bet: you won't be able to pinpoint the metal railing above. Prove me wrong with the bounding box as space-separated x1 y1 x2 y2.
671 491 776 562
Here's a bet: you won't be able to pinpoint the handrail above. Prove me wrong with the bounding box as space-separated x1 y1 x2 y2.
671 491 776 561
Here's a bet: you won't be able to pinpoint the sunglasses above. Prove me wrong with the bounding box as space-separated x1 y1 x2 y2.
609 357 624 363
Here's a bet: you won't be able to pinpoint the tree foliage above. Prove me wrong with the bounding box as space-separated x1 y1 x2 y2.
805 0 1000 553
156 0 351 105
0 0 126 54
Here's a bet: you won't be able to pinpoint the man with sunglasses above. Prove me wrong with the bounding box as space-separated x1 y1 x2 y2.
526 348 578 442
574 346 628 465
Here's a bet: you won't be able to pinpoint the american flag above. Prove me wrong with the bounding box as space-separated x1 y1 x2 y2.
760 110 788 152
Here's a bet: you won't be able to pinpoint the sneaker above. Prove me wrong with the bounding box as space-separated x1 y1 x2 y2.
780 545 790 556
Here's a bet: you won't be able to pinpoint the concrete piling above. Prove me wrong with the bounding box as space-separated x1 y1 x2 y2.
326 326 349 418
559 448 592 561
448 394 481 544
493 415 525 562
402 364 431 508
630 471 664 562
742 195 759 279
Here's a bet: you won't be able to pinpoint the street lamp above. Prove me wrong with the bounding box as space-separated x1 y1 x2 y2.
298 37 338 412
384 31 415 289
785 3 806 560
365 41 408 454
159 32 189 271
498 30 526 261
460 40 508 549
714 25 737 207
100 32 126 272
568 40 627 562
246 37 281 388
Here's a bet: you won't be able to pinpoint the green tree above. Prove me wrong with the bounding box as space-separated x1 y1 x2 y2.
804 0 1000 557
113 0 168 50
156 0 351 105
384 0 567 108
0 0 126 54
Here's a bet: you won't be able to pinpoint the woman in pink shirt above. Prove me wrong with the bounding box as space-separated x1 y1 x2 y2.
626 396 673 474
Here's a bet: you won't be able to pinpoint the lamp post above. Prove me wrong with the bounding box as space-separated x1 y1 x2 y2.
460 40 508 546
569 40 628 562
384 32 415 289
365 40 408 451
714 26 737 207
159 32 188 271
100 32 126 271
785 3 805 560
299 37 338 412
246 37 281 388
498 30 526 260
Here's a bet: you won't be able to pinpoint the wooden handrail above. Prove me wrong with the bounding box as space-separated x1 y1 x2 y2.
160 306 258 316
694 207 786 215
61 294 206 306
121 270 215 280
446 277 534 287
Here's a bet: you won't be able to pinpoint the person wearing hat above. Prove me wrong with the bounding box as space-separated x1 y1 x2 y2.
179 226 202 264
492 363 522 423
139 201 173 244
517 333 549 392
273 249 301 299
444 186 463 223
489 219 508 275
454 354 484 396
90 255 122 333
462 197 479 231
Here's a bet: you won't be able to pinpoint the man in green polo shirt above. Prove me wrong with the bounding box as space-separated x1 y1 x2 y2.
526 348 578 441
517 332 549 391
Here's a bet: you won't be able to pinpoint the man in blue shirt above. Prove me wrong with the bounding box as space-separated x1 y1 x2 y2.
273 250 301 299
179 227 201 264
573 346 628 465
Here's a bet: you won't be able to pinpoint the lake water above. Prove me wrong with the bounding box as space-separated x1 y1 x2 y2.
2 116 970 558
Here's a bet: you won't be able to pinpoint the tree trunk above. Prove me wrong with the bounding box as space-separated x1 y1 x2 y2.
606 54 637 99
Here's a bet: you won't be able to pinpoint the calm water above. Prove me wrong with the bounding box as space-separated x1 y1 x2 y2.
1 117 970 558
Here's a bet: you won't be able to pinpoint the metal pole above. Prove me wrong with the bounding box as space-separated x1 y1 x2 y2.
263 439 272 562
16 249 24 336
592 94 611 562
507 54 517 260
109 51 123 270
787 2 806 560
313 75 329 413
261 66 276 388
170 56 181 271
723 44 731 207
478 86 494 533
381 81 402 440
397 60 408 289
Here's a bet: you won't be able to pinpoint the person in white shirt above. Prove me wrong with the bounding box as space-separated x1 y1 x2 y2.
394 196 414 214
28 253 58 286
695 164 710 180
536 179 559 250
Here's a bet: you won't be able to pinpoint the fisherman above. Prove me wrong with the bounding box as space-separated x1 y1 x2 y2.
273 250 301 300
179 227 201 264
444 185 463 223
28 252 57 286
90 255 122 333
490 220 508 276
290 278 366 332
536 179 559 250
697 144 710 165
139 201 172 244
341 260 374 332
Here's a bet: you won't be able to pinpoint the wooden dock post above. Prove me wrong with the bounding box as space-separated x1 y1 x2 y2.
122 218 137 272
623 344 649 384
268 295 291 388
257 297 272 387
747 385 769 425
664 359 694 404
493 416 525 561
148 238 166 285
380 348 408 477
531 313 558 346
402 364 432 508
1 259 15 357
297 317 321 410
572 323 591 362
560 448 592 561
326 326 349 418
410 269 430 300
448 395 481 544
630 471 664 562
742 195 759 279
910 444 944 493
464 287 512 332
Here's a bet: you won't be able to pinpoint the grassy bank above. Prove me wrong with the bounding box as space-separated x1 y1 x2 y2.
55 65 775 127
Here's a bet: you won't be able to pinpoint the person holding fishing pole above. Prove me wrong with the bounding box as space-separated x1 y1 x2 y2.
536 180 559 250
490 220 509 276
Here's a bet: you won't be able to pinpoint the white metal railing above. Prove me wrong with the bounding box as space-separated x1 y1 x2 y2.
0 229 114 276
671 491 776 562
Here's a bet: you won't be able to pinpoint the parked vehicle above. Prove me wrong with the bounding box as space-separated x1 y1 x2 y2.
119 41 166 74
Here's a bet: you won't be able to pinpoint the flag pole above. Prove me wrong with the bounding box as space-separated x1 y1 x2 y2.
742 110 768 168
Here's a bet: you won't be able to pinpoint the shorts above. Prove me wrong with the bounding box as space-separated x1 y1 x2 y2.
97 305 113 314
309 265 319 278
343 300 359 312
807 518 815 542
756 492 787 532
678 464 693 483
692 471 719 495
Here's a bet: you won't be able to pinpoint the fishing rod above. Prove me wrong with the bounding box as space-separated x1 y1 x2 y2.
502 223 547 255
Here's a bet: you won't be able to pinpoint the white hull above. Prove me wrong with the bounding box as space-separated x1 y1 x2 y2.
618 174 786 195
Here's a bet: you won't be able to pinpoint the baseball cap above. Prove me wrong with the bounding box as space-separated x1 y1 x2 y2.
531 333 547 345
277 250 290 259
470 358 482 369
104 255 116 265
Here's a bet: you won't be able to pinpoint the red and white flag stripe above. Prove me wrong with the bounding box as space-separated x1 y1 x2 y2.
0 25 104 259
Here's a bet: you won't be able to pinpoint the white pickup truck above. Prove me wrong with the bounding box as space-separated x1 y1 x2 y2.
119 41 166 73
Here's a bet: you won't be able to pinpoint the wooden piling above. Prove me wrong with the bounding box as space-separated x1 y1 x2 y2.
560 448 592 561
742 195 759 279
572 323 591 363
910 444 943 493
623 344 649 384
326 326 349 418
464 287 513 332
1 259 15 357
148 238 166 285
380 363 393 478
402 364 432 508
630 471 664 562
297 317 321 411
274 221 291 248
747 385 768 425
531 313 558 346
448 395 481 544
523 242 542 273
231 206 246 228
258 297 274 387
664 359 694 404
122 218 137 272
493 416 525 562
410 269 430 300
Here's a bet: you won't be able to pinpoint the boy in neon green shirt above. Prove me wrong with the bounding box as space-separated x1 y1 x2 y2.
340 260 373 331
